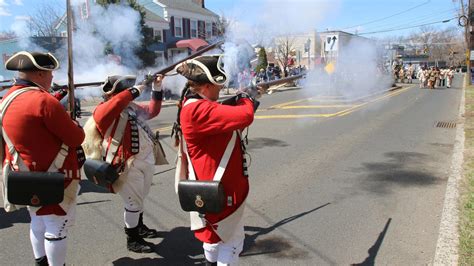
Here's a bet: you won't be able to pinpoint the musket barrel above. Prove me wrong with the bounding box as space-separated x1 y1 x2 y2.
152 40 224 76
257 73 305 90
1 84 11 90
219 73 305 105
74 81 104 87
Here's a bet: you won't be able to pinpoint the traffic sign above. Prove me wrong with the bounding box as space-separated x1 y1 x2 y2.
325 35 338 52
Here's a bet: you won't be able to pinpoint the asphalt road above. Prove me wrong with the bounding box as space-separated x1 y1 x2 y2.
0 76 463 265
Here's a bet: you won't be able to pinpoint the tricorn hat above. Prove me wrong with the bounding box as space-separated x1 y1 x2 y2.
5 51 59 71
175 55 228 86
102 75 137 95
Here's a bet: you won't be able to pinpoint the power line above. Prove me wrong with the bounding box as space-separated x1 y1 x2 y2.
353 8 457 33
358 17 457 35
341 0 431 30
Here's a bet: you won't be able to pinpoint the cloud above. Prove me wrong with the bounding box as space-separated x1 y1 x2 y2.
13 0 23 5
0 0 11 16
14 15 29 21
0 7 11 16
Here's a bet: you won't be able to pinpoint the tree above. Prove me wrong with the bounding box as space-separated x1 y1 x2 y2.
0 31 16 41
407 26 464 66
27 0 64 37
214 16 229 37
97 0 156 67
255 47 268 73
274 36 297 77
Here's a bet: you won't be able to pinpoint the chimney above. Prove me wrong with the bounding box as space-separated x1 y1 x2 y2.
192 0 205 8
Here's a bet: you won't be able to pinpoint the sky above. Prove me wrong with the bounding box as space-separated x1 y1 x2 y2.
0 0 462 38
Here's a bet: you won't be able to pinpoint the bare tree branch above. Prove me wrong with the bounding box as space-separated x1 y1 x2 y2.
27 0 64 37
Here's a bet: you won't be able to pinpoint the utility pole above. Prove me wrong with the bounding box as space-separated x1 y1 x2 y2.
467 0 473 84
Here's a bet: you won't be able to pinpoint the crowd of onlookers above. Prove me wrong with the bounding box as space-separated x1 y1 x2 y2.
238 65 306 89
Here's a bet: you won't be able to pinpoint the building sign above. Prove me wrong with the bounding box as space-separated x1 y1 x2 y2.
324 35 338 52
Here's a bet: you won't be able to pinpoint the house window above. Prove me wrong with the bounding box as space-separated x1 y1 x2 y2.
80 2 89 19
175 18 183 37
205 21 212 39
154 29 162 42
191 20 197 38
155 51 165 66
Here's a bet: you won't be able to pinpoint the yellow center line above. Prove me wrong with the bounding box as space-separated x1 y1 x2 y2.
255 86 413 119
157 125 173 132
280 105 353 109
255 113 335 119
270 98 310 109
335 86 411 117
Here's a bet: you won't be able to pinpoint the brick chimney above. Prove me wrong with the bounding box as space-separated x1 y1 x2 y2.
192 0 205 8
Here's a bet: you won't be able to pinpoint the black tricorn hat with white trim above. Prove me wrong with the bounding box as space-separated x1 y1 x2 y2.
102 75 137 95
5 51 59 71
175 55 228 86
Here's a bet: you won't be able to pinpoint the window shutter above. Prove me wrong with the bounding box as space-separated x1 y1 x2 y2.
186 19 191 38
170 16 175 36
198 20 204 39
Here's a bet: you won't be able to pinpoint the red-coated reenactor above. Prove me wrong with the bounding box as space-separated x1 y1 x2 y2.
1 51 85 265
174 55 261 265
83 74 165 253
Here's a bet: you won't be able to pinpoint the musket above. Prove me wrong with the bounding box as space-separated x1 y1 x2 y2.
66 0 76 120
0 79 12 83
160 41 223 75
255 73 305 91
51 40 225 89
0 84 11 90
219 73 305 106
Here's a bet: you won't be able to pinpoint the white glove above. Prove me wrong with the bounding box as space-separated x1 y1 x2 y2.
133 85 146 94
152 74 164 91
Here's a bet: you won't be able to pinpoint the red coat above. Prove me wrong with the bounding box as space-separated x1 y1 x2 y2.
180 96 254 243
2 84 85 215
93 89 162 169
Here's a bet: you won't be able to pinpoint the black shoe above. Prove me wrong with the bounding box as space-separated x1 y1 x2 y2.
204 259 217 266
125 227 153 253
138 224 160 238
35 256 48 266
138 213 160 238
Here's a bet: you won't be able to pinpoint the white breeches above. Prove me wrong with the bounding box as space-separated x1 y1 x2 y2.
118 158 154 228
29 205 76 266
203 222 245 265
447 77 453 87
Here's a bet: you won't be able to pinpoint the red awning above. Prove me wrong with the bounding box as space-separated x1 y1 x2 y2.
176 38 209 51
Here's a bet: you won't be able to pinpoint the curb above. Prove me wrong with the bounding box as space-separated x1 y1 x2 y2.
432 75 465 265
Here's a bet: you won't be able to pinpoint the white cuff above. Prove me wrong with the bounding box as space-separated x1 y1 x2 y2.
152 82 162 91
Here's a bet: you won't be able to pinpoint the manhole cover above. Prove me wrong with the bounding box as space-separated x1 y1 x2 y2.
435 121 457 129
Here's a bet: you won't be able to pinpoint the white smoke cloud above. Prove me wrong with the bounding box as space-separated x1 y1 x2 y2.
302 38 393 101
219 0 342 86
219 0 393 103
54 1 145 99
